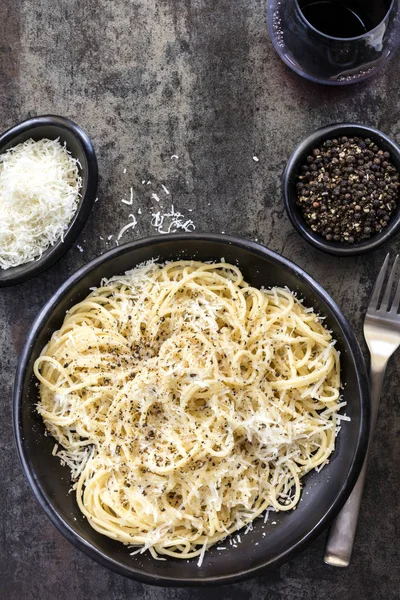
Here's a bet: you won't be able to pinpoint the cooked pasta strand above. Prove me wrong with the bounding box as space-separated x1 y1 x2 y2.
35 261 342 560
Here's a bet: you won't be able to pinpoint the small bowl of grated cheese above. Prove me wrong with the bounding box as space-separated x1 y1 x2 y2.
0 115 98 287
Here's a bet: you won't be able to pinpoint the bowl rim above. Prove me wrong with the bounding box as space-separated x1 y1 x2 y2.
0 114 98 287
294 0 396 43
13 233 370 585
282 122 400 256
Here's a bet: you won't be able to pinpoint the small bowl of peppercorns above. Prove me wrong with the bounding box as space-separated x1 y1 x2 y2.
283 123 400 256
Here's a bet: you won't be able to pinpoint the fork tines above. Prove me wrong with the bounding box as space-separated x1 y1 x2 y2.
370 254 400 313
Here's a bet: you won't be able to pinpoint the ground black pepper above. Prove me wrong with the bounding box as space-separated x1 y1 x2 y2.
296 136 400 243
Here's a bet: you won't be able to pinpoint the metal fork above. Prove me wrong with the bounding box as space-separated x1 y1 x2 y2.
324 254 400 567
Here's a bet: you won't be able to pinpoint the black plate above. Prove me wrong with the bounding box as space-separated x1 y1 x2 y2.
0 115 98 287
283 123 400 256
13 234 370 585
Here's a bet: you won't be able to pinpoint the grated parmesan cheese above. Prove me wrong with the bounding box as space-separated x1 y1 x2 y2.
121 187 134 206
0 138 82 270
197 538 208 567
151 204 195 234
117 214 137 242
117 214 137 245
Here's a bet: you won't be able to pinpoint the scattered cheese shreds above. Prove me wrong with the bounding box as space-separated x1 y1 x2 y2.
0 138 82 270
244 522 253 534
117 214 137 241
336 413 351 422
151 205 195 234
121 187 134 206
197 538 208 567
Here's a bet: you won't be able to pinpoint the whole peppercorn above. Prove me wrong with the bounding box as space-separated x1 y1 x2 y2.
295 137 400 244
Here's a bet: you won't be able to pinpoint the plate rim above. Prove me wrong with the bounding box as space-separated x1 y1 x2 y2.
13 233 370 585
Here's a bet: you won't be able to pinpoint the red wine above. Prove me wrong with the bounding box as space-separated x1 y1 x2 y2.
299 0 391 38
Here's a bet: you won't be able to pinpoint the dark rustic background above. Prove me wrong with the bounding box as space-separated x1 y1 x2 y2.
1 1 399 598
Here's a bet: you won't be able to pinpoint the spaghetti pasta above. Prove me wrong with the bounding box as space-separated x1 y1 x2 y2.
34 260 341 560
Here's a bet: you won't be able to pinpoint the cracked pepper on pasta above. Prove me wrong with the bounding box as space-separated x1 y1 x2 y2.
34 261 341 562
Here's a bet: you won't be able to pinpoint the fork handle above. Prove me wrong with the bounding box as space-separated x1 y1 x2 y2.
324 361 386 567
324 461 367 566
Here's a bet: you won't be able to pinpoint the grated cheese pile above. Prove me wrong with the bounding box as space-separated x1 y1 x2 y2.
0 138 82 270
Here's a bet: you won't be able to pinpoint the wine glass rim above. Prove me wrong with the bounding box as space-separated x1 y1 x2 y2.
294 0 396 42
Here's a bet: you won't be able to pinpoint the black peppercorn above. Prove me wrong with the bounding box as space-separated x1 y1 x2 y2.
295 136 400 244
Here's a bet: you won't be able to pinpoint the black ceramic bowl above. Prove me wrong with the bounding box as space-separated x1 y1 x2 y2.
283 123 400 256
14 234 369 586
0 115 98 287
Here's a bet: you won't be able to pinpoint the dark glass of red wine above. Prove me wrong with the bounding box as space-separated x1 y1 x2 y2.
268 0 400 84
